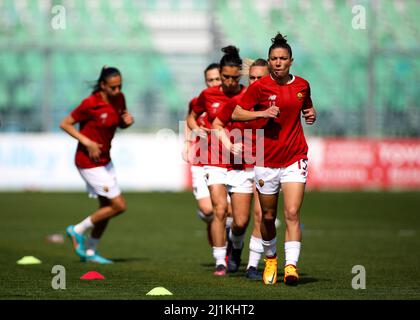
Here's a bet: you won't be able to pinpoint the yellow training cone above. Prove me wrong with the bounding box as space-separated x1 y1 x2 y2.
146 287 173 296
17 256 42 265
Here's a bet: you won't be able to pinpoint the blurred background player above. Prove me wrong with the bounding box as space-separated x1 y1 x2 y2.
183 63 221 246
234 33 316 285
212 58 270 280
60 66 134 264
187 46 246 276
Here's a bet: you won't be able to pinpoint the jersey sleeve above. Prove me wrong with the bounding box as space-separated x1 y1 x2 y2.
70 98 91 122
120 93 127 112
188 97 198 114
118 94 129 128
302 83 313 110
192 90 207 115
237 82 260 111
216 99 235 126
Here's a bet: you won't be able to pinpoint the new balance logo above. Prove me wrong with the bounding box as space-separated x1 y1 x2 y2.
268 95 277 107
100 113 108 124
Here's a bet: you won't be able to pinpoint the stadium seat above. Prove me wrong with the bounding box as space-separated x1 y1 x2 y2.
0 0 418 136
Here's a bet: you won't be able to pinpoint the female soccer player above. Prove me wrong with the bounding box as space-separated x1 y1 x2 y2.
233 33 316 285
60 66 134 264
212 58 270 280
187 46 246 276
183 63 221 246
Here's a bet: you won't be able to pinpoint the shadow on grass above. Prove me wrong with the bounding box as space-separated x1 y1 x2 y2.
289 276 320 285
200 264 325 285
110 257 149 263
200 263 216 268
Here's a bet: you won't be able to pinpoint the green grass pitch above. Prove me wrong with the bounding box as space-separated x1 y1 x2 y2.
0 191 419 300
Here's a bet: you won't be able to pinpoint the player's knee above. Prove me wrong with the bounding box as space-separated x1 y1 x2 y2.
233 218 248 231
262 208 277 222
213 204 227 219
284 206 299 223
111 198 127 215
198 205 213 217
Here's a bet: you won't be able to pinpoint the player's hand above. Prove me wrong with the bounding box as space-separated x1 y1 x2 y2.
86 140 103 162
121 111 134 126
191 126 209 140
262 106 280 118
230 143 243 156
302 107 316 125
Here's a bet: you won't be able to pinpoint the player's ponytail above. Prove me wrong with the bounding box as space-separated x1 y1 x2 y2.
268 32 292 58
220 45 242 69
92 65 121 93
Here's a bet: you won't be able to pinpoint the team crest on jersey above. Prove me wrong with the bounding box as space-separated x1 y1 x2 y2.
103 186 109 193
211 102 220 109
258 179 265 187
297 92 303 100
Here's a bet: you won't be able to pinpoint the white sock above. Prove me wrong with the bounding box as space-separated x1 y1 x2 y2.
261 237 277 258
247 236 264 269
74 217 94 235
213 246 227 267
86 237 100 256
229 229 245 249
226 216 233 229
285 241 301 266
197 210 214 223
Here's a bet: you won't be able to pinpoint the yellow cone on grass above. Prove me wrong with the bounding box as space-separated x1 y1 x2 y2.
17 256 42 265
146 287 173 296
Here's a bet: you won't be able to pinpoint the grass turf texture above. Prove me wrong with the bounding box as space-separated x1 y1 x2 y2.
0 191 419 300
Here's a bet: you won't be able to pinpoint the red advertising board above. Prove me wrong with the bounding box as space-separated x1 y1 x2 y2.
307 138 420 190
185 138 420 190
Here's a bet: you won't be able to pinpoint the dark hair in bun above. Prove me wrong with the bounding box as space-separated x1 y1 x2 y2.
220 45 242 68
268 33 292 58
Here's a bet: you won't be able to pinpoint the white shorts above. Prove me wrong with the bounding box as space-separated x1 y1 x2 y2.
191 165 210 200
254 159 308 195
78 162 121 199
203 165 228 186
227 168 255 194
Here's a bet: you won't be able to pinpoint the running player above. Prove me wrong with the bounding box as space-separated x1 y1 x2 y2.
60 66 134 264
212 58 270 280
233 33 317 285
183 63 221 247
187 46 246 276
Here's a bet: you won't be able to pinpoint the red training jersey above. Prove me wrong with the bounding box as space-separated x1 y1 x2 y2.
216 90 256 170
187 96 210 166
189 96 211 129
193 85 247 167
71 92 127 169
238 74 312 168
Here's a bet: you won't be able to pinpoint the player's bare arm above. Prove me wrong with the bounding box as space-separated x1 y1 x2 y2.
212 117 242 156
60 115 102 162
187 110 209 139
232 105 279 121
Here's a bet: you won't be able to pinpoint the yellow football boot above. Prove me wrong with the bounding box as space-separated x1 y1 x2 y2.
263 257 278 285
284 264 299 285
